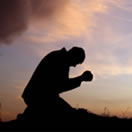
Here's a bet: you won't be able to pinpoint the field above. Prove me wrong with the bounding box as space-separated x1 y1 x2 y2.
0 107 132 132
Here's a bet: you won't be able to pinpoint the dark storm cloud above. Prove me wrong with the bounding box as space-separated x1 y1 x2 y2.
0 0 69 44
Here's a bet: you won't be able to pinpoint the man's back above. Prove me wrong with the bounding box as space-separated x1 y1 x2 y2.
22 48 68 105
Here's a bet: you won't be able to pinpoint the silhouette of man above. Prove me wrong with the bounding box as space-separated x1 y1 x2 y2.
17 47 93 129
22 47 93 107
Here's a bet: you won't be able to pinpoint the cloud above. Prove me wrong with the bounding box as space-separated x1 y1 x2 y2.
0 0 110 45
0 0 70 44
27 0 132 78
76 0 132 77
27 0 108 43
83 32 132 77
107 0 132 12
2 0 132 78
27 1 89 43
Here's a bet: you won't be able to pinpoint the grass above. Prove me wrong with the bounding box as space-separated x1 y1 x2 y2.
0 106 132 131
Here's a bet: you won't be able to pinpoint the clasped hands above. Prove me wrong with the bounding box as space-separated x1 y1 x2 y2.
81 71 93 82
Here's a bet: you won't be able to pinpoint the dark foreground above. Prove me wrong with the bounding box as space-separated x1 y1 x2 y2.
1 107 132 132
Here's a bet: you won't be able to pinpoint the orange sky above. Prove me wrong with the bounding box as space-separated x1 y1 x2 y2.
1 0 132 121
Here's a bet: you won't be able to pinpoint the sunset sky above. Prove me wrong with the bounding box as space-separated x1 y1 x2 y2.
1 0 132 121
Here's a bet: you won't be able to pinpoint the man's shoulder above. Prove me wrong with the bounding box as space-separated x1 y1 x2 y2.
42 48 67 62
54 47 67 54
49 47 67 56
60 47 67 52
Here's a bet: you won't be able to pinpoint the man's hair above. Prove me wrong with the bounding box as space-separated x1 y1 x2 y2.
68 47 85 64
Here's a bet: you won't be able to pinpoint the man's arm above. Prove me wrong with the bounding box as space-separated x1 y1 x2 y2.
60 71 93 93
